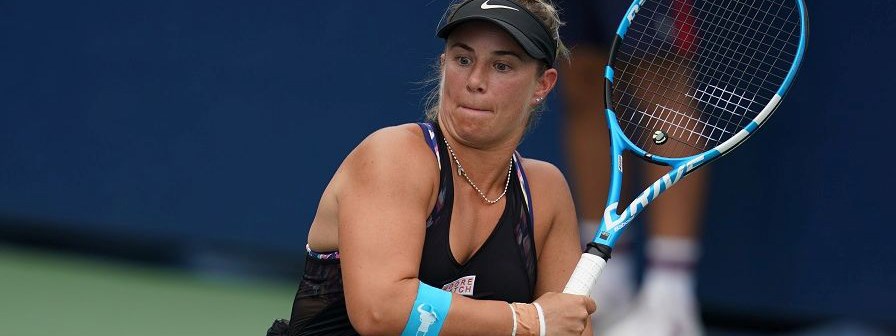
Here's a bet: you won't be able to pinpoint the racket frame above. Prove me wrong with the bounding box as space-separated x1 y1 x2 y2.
593 0 808 250
564 0 809 295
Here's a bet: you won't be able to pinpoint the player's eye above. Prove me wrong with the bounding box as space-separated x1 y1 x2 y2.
494 62 512 72
456 56 472 66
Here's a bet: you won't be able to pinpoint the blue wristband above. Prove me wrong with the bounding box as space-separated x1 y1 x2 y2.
401 282 452 336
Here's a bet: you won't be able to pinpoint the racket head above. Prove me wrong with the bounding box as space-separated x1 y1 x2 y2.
606 0 809 163
593 0 809 247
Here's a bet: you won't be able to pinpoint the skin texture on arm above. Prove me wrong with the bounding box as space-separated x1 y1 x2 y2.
335 125 436 335
526 158 596 336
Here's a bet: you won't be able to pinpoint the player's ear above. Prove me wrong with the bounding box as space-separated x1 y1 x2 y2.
534 67 558 100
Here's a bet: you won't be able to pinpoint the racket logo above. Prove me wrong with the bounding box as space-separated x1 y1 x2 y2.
627 0 647 22
480 0 519 11
604 154 706 232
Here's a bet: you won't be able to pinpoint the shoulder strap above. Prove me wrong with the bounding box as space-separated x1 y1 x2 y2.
417 122 441 171
512 152 537 293
513 152 533 223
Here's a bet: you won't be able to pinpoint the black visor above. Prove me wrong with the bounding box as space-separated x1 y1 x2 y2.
437 0 556 67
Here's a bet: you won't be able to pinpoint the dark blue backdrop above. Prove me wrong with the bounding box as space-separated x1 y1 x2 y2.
2 0 894 326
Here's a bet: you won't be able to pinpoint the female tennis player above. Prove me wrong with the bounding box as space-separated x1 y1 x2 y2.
267 1 595 335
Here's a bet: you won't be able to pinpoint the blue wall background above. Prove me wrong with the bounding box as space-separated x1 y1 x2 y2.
2 0 894 327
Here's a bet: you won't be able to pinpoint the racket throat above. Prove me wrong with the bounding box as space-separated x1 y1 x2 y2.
584 242 613 261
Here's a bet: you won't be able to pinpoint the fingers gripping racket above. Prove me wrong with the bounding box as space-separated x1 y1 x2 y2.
563 0 809 296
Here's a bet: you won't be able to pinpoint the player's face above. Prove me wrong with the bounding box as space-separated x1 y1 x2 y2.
439 21 554 147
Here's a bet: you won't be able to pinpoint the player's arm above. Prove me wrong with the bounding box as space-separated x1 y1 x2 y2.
526 159 596 335
337 125 512 335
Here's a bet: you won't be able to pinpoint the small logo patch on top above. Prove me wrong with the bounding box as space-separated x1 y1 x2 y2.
442 275 476 296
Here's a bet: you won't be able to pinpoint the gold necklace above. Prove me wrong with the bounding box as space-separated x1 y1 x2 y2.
442 137 513 205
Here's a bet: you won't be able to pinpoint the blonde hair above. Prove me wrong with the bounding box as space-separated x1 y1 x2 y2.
423 0 569 133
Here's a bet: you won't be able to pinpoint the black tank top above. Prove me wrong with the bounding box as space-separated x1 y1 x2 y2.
417 122 537 302
279 123 537 335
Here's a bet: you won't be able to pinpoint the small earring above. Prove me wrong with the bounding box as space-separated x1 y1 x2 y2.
535 97 542 103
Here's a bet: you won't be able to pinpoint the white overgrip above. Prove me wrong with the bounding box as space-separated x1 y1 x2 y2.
562 253 607 295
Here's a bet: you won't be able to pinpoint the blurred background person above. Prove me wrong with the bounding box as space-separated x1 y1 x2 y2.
558 0 707 334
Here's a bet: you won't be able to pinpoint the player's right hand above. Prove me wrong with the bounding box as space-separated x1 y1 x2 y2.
534 292 596 335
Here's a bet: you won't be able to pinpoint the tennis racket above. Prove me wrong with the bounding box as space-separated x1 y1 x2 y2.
563 0 809 296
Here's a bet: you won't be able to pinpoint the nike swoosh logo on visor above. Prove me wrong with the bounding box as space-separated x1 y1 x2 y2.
481 0 519 11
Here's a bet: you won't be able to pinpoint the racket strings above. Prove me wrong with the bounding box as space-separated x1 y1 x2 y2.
629 0 797 150
697 0 799 65
636 3 783 123
611 0 801 158
620 2 797 80
687 0 794 139
698 0 800 136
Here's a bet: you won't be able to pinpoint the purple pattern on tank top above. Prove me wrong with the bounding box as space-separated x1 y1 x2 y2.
306 244 340 260
426 184 449 228
419 123 441 172
512 151 537 288
418 123 448 228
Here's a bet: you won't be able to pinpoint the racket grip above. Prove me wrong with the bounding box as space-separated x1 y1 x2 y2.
562 253 607 295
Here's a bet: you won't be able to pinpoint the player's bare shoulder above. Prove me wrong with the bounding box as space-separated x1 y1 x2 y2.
517 156 576 234
517 156 573 200
329 123 440 203
310 124 439 251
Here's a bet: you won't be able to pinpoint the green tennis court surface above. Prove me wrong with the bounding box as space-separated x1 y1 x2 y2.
6 244 893 336
0 245 295 336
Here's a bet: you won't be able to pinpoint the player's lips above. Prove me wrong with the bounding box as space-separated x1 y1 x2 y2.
458 105 492 114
